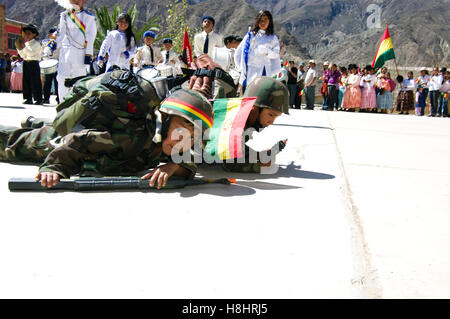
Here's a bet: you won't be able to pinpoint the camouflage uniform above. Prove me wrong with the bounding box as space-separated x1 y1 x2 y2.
222 77 290 173
0 70 212 179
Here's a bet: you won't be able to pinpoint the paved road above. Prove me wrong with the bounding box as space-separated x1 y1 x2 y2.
0 93 448 298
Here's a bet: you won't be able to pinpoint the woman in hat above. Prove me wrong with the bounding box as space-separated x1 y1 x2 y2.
235 10 280 94
360 65 377 112
10 55 23 93
98 13 136 72
16 24 43 105
341 64 361 111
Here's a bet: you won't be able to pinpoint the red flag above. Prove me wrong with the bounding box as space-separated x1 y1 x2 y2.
182 26 192 67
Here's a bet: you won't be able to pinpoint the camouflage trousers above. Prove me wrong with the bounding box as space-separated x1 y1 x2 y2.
0 125 59 163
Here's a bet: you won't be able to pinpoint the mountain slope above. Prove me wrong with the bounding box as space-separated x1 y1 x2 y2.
246 0 450 66
2 0 448 66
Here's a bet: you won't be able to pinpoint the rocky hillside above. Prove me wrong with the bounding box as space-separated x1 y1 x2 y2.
246 0 450 67
2 0 448 67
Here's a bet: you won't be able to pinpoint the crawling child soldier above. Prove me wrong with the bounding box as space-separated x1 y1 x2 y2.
222 76 290 173
0 68 215 189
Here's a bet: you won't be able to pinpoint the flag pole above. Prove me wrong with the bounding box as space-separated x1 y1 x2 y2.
385 20 400 77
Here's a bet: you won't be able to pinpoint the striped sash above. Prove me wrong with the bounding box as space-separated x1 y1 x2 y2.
68 10 87 48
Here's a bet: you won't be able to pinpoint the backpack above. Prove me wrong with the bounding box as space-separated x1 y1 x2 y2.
53 70 161 137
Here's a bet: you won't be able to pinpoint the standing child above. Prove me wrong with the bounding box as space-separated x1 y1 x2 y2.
235 10 281 95
98 13 136 72
10 56 23 92
16 24 43 105
415 84 426 116
133 30 162 69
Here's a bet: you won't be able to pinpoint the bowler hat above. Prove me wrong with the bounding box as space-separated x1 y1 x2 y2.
22 24 39 36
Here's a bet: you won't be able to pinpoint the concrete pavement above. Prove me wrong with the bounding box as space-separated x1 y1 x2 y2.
0 92 449 298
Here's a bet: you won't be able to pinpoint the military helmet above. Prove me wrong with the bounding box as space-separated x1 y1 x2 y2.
159 89 214 134
243 77 290 115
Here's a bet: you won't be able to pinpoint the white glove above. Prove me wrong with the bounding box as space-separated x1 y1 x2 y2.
255 45 269 56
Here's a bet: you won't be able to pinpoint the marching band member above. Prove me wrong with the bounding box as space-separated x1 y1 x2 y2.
133 31 162 68
55 0 97 100
98 12 136 72
41 27 59 104
16 24 43 105
161 38 178 67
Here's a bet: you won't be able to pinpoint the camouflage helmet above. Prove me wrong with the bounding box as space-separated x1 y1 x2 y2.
159 88 214 134
243 77 290 115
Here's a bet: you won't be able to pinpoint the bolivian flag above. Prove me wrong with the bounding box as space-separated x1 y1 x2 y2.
372 26 396 69
205 97 257 160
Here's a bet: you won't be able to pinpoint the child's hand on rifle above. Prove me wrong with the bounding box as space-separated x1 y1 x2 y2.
36 171 60 188
141 163 180 189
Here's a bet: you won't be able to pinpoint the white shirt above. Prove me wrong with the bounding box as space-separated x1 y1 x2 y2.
401 78 416 91
11 61 23 73
304 67 318 86
360 74 376 88
234 29 281 85
193 31 223 59
429 74 444 91
99 30 136 70
134 44 163 68
56 9 97 61
18 39 42 61
418 74 431 89
347 74 361 88
161 50 178 66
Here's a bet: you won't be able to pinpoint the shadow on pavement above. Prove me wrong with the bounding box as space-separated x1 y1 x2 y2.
0 105 26 110
273 123 333 130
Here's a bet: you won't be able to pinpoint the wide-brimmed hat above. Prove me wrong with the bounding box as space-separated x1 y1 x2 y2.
309 59 316 64
22 24 39 36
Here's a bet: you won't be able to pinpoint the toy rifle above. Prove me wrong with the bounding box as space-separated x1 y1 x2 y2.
8 176 235 192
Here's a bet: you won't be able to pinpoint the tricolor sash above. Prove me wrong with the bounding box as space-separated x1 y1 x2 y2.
68 10 87 48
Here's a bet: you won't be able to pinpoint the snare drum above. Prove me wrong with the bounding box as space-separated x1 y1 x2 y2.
136 67 159 81
39 59 59 75
156 64 173 78
212 47 232 71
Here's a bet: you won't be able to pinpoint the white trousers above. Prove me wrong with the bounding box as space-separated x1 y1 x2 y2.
57 47 88 101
